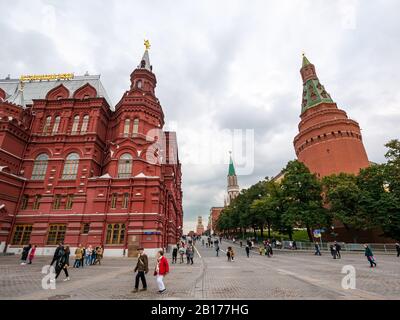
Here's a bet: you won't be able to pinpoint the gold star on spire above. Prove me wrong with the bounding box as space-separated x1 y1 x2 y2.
144 39 151 50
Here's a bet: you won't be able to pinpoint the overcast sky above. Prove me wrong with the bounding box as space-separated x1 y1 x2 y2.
1 0 399 233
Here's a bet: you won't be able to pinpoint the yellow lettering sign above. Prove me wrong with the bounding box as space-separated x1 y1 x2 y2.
19 73 74 82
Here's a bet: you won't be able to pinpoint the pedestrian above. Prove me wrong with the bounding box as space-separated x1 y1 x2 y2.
50 243 63 266
172 246 178 264
292 240 297 250
314 242 321 256
334 241 342 259
20 244 31 265
85 245 92 266
215 244 220 257
395 243 400 257
73 244 83 268
364 244 377 268
94 246 103 265
186 244 194 265
28 245 37 264
178 246 185 263
330 244 337 259
272 238 276 248
240 240 243 247
154 250 169 294
80 246 86 268
132 247 149 293
53 245 70 282
227 247 232 261
245 245 250 258
91 247 97 265
202 239 205 246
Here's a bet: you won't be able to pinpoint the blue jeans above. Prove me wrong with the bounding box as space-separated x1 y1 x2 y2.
85 255 91 265
73 259 80 268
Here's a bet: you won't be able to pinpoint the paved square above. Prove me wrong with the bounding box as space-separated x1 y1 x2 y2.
1 240 400 300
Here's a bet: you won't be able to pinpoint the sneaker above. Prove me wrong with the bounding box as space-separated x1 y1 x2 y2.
131 289 139 293
139 288 147 292
63 277 70 282
159 289 167 294
50 279 56 283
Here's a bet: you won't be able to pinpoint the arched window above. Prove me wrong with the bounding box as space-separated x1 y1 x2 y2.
123 119 130 137
52 116 60 134
133 118 139 134
43 116 51 135
81 115 89 133
137 80 142 89
118 153 133 178
71 115 80 135
31 154 49 180
62 153 80 180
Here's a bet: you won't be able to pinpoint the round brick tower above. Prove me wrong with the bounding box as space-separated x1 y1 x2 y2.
293 55 369 178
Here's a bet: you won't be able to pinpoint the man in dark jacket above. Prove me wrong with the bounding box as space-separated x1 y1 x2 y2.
132 248 149 293
50 243 63 266
334 241 342 259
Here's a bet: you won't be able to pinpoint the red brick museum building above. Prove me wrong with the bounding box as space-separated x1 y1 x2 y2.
0 45 183 256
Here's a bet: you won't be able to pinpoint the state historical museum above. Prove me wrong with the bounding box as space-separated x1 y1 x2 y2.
0 44 183 256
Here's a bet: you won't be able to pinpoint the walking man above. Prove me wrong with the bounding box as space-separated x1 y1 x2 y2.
395 243 400 257
245 245 250 258
172 246 178 264
314 242 321 256
334 241 342 259
216 244 220 257
50 243 63 266
132 247 149 293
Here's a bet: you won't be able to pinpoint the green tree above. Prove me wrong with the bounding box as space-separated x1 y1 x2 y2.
281 160 328 241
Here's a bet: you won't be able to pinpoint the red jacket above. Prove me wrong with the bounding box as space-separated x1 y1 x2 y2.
158 256 169 275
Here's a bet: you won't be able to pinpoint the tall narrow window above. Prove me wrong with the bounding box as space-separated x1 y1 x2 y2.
32 195 41 210
53 195 61 209
118 153 132 178
43 116 51 135
66 195 74 209
123 119 130 137
31 154 49 180
137 80 142 89
47 224 66 245
133 118 139 134
81 223 90 234
81 115 89 134
122 193 129 209
12 225 33 245
111 193 117 208
71 115 80 135
20 195 29 210
52 116 60 134
106 223 125 244
62 153 79 180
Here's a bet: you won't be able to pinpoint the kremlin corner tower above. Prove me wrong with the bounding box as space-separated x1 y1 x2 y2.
293 55 370 178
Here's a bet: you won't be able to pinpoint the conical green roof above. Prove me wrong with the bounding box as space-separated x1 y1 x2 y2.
301 55 334 114
228 154 236 176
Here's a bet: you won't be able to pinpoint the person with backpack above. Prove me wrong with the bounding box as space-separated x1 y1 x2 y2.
334 241 342 259
364 244 377 268
50 243 63 266
52 245 70 282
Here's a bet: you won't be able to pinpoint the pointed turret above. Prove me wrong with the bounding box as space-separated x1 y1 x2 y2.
300 54 334 114
7 81 26 108
226 152 239 206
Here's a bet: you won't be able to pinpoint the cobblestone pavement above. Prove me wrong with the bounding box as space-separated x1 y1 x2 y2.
1 238 400 300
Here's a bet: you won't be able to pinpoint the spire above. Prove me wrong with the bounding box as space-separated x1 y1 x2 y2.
228 152 236 176
138 39 152 72
300 54 334 114
7 81 26 108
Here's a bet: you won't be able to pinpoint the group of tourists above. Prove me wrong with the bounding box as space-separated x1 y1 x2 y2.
171 240 195 264
20 244 37 265
329 241 342 259
73 244 104 268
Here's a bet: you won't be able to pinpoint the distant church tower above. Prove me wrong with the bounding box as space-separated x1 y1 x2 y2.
196 216 205 235
293 55 369 177
225 152 240 206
